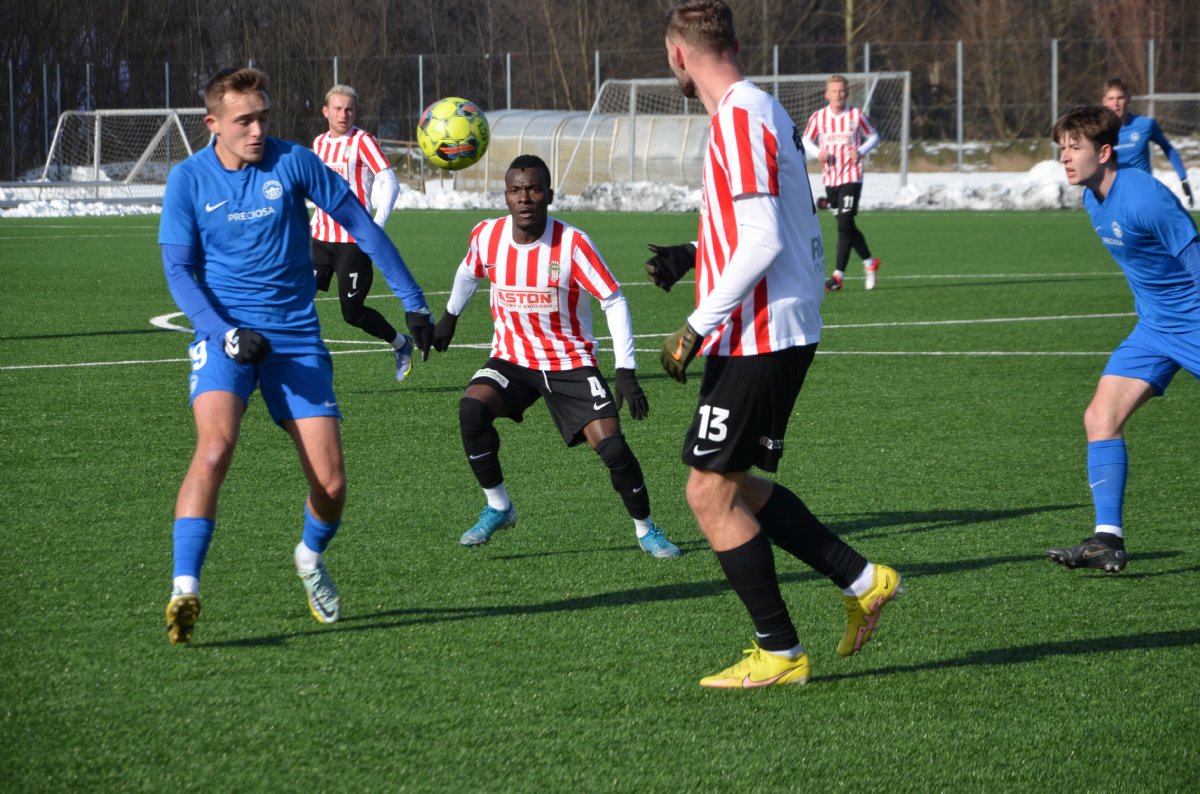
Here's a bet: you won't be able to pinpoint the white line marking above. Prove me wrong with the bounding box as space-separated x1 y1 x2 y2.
0 309 1131 372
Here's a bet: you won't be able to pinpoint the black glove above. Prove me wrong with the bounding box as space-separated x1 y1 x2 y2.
313 265 334 292
1182 179 1194 208
223 327 271 364
613 368 649 420
660 323 702 384
406 307 434 361
433 312 459 352
644 243 696 292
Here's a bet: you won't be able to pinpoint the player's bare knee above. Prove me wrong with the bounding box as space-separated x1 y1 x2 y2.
190 439 235 481
1083 399 1124 440
311 471 347 507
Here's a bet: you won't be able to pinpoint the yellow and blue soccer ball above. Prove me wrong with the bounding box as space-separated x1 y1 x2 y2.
416 97 490 171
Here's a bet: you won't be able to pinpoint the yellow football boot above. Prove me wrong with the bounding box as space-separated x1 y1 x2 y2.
166 590 201 646
699 642 811 688
837 564 901 657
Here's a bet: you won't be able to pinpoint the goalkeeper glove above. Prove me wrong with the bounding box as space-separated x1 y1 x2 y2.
1182 178 1194 208
660 323 702 384
406 307 435 361
644 242 696 292
613 368 649 420
223 327 271 364
432 312 459 352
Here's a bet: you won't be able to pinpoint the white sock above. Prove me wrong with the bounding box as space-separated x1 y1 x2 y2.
391 334 408 350
864 258 874 267
835 269 845 277
484 484 511 511
842 562 876 597
172 575 199 595
1096 524 1124 539
634 518 653 538
294 541 321 571
755 637 805 659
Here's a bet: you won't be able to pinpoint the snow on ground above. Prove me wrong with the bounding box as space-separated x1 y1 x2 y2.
2 161 1197 218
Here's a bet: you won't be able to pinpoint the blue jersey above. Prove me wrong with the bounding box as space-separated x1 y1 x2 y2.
1083 167 1200 332
159 138 351 339
1114 113 1187 181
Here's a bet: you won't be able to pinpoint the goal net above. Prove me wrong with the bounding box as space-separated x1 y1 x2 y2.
36 109 211 201
1132 93 1200 143
552 72 910 205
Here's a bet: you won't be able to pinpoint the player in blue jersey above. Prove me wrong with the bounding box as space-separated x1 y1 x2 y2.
1047 105 1200 573
158 67 434 644
1102 78 1193 208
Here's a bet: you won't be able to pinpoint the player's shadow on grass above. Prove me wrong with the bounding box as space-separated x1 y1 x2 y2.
201 554 1196 649
480 504 1087 563
0 328 172 341
823 504 1085 540
819 627 1200 683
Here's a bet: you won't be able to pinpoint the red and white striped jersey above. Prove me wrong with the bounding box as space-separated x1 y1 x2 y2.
693 80 825 357
310 126 391 243
802 106 877 186
462 215 622 371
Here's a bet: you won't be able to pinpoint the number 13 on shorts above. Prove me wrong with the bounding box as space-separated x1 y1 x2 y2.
697 404 729 441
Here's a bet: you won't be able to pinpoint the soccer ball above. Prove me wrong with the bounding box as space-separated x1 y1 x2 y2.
416 97 490 171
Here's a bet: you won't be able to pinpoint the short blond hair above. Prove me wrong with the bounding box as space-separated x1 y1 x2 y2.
324 84 359 108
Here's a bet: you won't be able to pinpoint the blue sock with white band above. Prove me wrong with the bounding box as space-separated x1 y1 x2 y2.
1088 439 1126 537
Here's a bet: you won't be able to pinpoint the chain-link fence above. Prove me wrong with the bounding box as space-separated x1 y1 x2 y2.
5 37 1199 183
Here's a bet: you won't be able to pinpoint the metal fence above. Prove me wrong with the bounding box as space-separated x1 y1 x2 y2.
5 37 1198 182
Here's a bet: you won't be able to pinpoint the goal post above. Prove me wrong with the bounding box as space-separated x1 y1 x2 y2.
556 71 910 205
36 109 211 200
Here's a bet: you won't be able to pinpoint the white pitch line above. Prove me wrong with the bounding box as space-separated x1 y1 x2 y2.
1 309 1130 372
825 311 1135 330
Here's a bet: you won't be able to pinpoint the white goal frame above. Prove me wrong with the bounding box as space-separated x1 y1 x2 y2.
557 71 911 201
25 108 210 203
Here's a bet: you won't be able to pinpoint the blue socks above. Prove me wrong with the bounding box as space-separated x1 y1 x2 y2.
173 517 215 579
301 504 341 554
1088 438 1127 533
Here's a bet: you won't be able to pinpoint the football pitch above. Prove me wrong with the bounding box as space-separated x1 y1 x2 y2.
1 208 1197 790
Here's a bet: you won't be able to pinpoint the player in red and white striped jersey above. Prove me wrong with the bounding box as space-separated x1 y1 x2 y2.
430 154 680 558
802 75 882 290
660 0 900 689
310 85 428 380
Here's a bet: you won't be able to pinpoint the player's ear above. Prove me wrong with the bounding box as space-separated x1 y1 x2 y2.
547 187 554 206
1098 143 1114 164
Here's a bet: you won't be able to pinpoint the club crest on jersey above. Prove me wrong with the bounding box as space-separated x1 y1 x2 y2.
263 180 283 200
1130 132 1141 143
1101 221 1125 247
548 261 561 286
493 286 558 313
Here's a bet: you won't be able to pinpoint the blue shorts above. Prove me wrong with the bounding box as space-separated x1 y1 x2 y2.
187 336 341 423
1102 322 1200 395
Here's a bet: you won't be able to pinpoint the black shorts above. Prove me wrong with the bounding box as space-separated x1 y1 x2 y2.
825 182 863 218
681 344 817 473
468 357 619 447
310 239 373 294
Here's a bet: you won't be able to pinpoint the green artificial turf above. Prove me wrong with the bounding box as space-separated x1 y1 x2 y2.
1 209 1197 791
